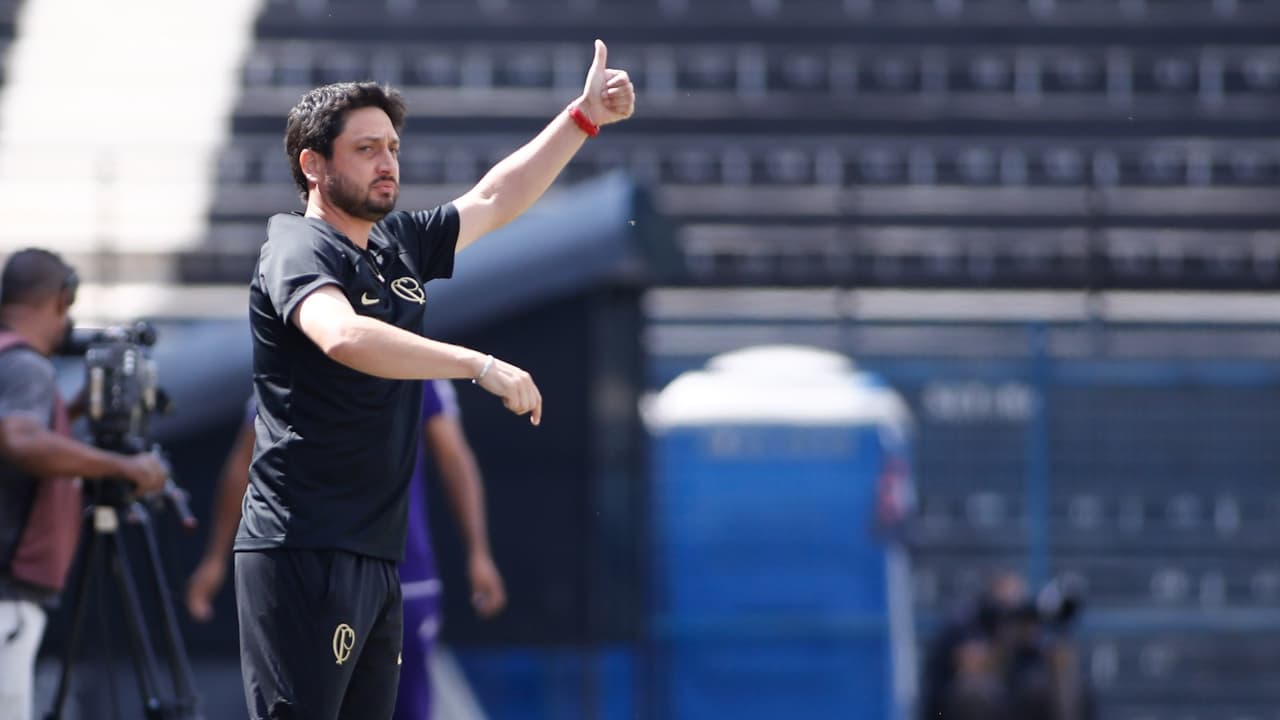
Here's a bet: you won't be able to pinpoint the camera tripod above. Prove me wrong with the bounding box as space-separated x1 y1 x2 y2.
45 477 202 720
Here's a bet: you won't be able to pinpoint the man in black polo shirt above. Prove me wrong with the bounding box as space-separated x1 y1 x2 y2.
234 40 634 720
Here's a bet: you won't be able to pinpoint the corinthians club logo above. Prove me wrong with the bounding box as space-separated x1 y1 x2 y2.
333 623 356 665
391 277 425 305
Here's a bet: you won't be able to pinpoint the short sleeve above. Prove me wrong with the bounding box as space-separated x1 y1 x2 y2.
0 348 56 426
382 204 459 283
422 379 459 420
258 233 348 323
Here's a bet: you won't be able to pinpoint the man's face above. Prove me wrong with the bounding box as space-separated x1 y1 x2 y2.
320 106 400 222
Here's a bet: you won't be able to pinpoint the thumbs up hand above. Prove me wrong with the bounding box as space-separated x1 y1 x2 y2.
578 39 634 127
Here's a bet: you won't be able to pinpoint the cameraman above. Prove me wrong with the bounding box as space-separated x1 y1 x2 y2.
0 248 166 720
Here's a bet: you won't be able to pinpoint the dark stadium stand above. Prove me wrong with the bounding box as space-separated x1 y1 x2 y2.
183 0 1280 292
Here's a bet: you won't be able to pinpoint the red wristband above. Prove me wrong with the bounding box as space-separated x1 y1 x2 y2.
568 105 599 138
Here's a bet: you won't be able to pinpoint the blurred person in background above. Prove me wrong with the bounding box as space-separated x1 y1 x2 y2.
0 248 166 720
392 378 506 720
186 380 506 720
233 39 632 719
919 570 1093 720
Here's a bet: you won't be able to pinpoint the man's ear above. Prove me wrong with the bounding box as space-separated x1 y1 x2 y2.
299 148 324 185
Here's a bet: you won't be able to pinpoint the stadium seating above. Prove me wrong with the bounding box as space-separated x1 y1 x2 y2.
189 0 1280 286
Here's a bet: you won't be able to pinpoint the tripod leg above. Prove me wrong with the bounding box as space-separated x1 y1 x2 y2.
132 504 202 718
45 513 101 720
108 526 173 720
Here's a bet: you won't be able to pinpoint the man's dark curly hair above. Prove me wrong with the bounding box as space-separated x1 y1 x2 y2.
284 81 407 201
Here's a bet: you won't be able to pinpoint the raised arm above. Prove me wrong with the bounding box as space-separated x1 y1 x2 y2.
452 39 635 251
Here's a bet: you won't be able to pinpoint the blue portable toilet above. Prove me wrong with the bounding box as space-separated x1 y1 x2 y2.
645 345 917 720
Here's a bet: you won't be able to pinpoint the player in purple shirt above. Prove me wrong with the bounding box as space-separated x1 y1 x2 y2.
187 380 506 719
396 379 505 719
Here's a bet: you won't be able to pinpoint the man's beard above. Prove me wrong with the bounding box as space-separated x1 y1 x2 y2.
325 171 397 222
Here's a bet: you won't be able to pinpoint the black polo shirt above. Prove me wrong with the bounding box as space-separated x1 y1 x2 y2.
236 206 458 562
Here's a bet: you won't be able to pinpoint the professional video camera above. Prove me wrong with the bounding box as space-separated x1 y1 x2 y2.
61 321 168 453
47 319 202 720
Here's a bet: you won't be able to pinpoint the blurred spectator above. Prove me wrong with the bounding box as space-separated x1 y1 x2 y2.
919 571 1093 720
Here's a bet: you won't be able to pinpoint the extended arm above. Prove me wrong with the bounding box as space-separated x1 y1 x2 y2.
295 286 486 380
294 285 542 424
452 39 635 251
0 414 166 491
